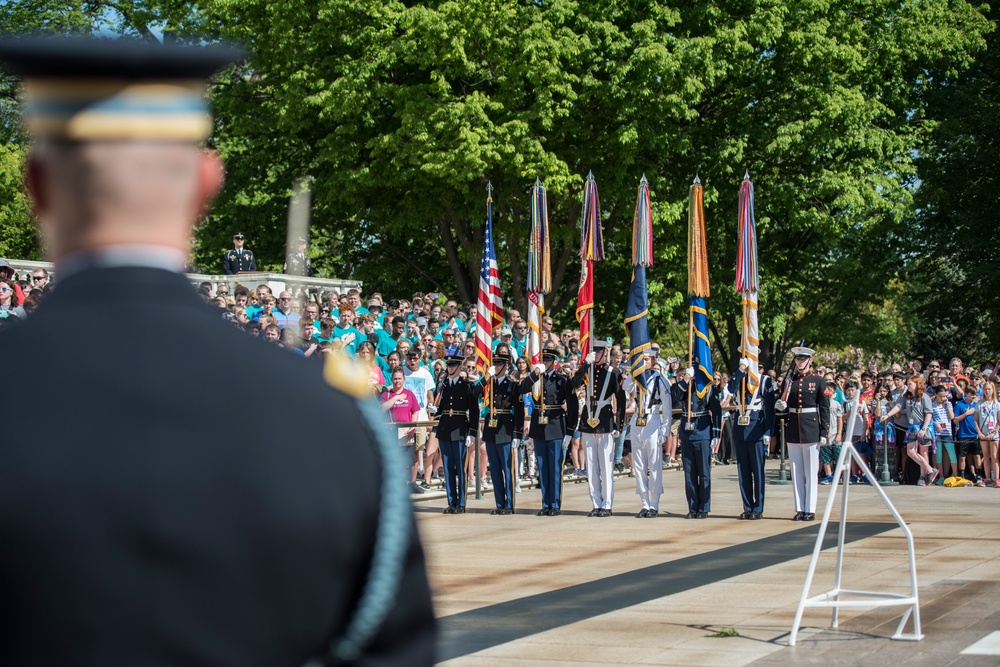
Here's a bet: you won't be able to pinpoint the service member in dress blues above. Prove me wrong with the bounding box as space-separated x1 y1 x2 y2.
671 367 723 518
774 346 830 521
222 231 257 274
480 351 523 515
518 349 574 515
622 350 672 517
726 358 777 519
427 354 483 514
0 36 435 666
572 340 627 517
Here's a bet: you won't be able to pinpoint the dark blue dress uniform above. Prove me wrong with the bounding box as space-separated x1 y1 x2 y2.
480 369 524 514
222 247 257 274
670 378 722 516
518 356 574 515
0 37 435 667
778 366 830 516
434 371 483 513
727 369 776 518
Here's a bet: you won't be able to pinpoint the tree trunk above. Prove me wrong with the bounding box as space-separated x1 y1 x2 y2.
438 215 473 304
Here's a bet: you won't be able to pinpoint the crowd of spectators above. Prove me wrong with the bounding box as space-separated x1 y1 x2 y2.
4 264 996 492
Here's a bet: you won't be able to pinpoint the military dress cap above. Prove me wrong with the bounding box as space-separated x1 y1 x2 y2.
445 354 465 365
541 349 560 361
642 348 658 357
592 340 610 350
492 352 511 365
791 346 815 357
0 36 243 141
233 231 246 238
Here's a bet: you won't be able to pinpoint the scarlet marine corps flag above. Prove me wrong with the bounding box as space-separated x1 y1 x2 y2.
576 259 594 356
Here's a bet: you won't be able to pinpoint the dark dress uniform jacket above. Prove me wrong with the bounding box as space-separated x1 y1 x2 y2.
518 370 574 441
434 377 482 441
222 247 256 274
481 375 523 445
670 379 723 441
726 369 777 442
571 365 626 434
0 267 435 667
779 372 831 443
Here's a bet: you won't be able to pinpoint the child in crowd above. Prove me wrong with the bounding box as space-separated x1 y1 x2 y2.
932 385 958 483
953 386 983 484
842 380 871 484
819 380 843 485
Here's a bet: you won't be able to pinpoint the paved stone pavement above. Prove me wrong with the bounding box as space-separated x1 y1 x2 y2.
413 462 1000 666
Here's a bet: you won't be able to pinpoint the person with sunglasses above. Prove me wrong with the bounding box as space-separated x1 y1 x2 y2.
222 231 257 275
0 279 26 320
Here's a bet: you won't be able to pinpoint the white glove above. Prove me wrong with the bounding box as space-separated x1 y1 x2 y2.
711 438 719 448
466 435 475 448
819 436 828 446
512 438 521 448
563 435 572 447
763 435 771 446
611 430 621 439
585 352 596 365
533 363 545 375
739 358 751 370
426 405 438 415
487 366 497 377
684 367 695 379
774 399 787 411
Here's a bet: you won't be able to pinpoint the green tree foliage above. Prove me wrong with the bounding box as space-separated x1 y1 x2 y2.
0 1 991 372
909 6 998 365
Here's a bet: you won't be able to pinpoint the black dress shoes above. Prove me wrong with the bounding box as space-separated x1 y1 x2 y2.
548 508 561 516
454 506 466 514
750 512 762 520
802 512 816 521
490 508 501 515
697 511 708 519
443 506 456 514
646 510 659 518
537 509 549 516
685 511 697 519
588 508 601 517
792 511 804 521
637 509 649 518
738 511 752 520
599 509 612 517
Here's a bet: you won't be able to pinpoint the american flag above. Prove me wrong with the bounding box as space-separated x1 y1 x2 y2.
475 190 504 376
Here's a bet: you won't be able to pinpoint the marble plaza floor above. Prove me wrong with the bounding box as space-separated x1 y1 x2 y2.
413 462 1000 667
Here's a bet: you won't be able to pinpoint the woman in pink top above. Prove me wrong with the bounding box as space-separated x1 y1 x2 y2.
381 368 421 444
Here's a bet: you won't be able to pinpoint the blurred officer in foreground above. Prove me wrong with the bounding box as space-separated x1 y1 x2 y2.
0 36 434 666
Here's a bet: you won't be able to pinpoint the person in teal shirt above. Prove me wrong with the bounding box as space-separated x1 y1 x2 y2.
332 306 364 355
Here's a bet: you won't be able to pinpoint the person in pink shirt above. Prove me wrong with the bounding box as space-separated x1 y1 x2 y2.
382 368 423 486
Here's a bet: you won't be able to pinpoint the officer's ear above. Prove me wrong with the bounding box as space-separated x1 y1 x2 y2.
193 148 225 221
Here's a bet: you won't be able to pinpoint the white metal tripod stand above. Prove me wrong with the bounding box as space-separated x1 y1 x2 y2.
788 397 923 645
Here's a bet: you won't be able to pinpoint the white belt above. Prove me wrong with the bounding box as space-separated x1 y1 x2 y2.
790 407 818 413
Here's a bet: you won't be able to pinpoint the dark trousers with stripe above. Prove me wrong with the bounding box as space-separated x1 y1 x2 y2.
485 440 514 509
681 437 712 513
536 439 563 509
734 436 766 513
440 439 467 508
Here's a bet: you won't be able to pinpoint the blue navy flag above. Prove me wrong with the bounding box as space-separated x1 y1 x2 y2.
690 296 714 398
625 265 651 388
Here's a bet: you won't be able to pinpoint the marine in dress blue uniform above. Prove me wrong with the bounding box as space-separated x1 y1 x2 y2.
727 358 776 519
671 368 723 518
571 341 627 517
222 231 257 274
775 346 831 521
428 354 483 513
518 350 574 515
480 352 523 514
